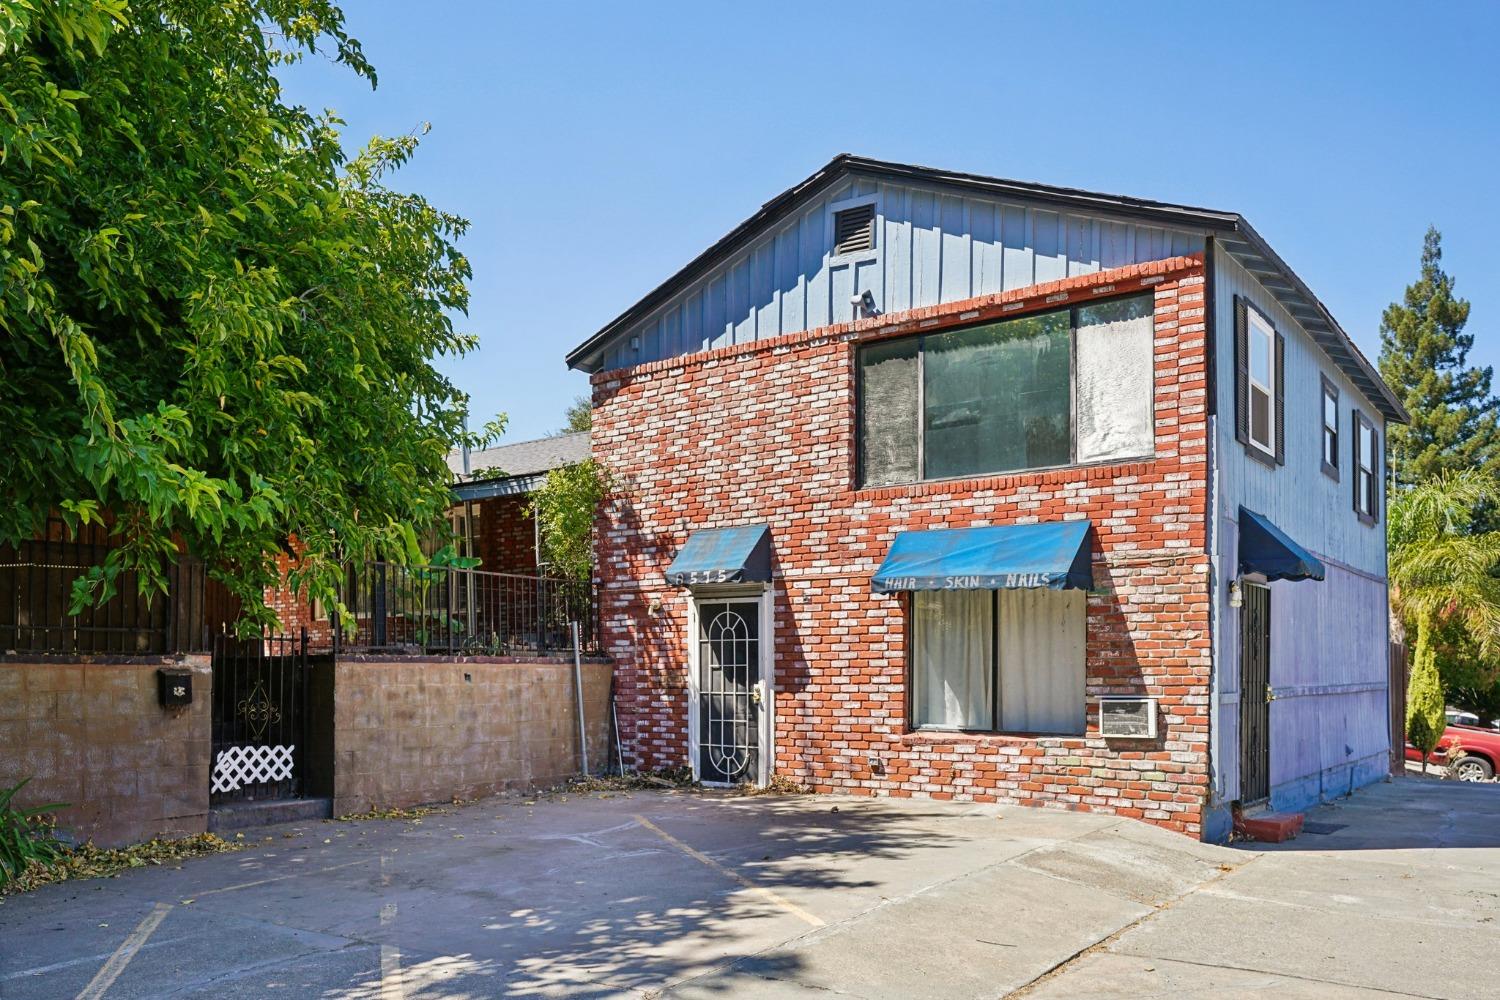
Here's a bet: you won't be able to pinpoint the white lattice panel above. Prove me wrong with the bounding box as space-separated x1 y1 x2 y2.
212 744 295 794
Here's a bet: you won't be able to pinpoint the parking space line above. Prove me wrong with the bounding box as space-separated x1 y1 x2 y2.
74 902 172 1000
633 814 825 927
379 903 404 999
379 854 405 999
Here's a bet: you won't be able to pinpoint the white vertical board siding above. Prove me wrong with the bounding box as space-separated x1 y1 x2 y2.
596 177 1204 370
1213 252 1388 579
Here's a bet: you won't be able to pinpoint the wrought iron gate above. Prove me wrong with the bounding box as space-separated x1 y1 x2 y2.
1239 583 1271 805
696 601 760 784
211 631 309 804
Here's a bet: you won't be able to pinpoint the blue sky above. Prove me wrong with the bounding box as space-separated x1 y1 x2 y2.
277 2 1500 441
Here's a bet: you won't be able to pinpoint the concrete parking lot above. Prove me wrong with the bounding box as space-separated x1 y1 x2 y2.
1 778 1496 999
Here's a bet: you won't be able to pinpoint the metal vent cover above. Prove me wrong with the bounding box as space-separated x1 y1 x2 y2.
833 203 876 255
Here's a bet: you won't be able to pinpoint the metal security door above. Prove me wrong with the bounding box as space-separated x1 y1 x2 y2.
1239 583 1271 805
696 600 761 784
211 632 308 803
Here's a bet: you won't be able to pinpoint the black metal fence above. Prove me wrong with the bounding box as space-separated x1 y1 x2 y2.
210 631 309 804
336 561 599 656
0 520 235 654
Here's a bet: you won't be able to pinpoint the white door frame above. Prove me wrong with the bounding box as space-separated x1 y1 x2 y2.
686 585 774 787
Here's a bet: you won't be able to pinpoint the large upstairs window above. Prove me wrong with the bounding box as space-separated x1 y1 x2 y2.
857 294 1156 487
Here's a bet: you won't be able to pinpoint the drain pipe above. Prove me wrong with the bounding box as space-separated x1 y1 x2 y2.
571 621 589 775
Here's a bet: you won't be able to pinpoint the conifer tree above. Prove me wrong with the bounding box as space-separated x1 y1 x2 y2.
1379 228 1498 485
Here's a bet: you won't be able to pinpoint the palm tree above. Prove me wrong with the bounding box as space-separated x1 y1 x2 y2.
1388 470 1500 769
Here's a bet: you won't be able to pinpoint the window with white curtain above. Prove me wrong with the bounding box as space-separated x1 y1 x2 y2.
911 589 1086 733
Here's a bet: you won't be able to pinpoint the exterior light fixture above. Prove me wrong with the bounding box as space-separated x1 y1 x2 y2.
1229 578 1243 609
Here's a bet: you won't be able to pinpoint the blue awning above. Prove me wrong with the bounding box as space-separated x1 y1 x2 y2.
871 521 1093 593
1238 507 1325 582
665 524 772 586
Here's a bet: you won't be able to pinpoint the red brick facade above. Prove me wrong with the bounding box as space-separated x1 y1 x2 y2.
468 495 538 575
592 256 1213 836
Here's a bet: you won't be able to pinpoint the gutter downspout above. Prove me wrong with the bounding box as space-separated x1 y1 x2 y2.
1203 236 1226 838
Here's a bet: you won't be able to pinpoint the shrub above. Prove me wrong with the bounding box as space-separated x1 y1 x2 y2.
0 779 66 888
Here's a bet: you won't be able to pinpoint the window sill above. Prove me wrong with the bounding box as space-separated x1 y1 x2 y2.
1321 461 1339 482
1244 443 1277 468
1356 512 1378 527
900 730 1090 749
855 457 1156 500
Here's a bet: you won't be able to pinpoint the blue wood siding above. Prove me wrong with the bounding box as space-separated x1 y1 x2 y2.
597 179 1205 370
1209 250 1392 817
1213 250 1388 577
1213 521 1390 809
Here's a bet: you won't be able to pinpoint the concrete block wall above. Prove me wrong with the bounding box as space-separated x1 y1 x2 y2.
2 653 615 846
592 256 1214 836
330 656 613 816
0 655 212 847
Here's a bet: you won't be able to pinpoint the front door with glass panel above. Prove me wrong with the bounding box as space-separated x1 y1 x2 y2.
695 599 761 784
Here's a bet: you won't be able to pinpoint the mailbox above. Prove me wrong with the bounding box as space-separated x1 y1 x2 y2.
158 667 193 707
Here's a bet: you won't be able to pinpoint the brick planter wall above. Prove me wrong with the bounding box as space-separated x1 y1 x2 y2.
330 656 613 816
592 257 1213 835
0 655 212 847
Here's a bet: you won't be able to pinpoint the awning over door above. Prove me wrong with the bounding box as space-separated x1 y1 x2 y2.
1238 507 1326 582
665 524 772 586
871 521 1093 594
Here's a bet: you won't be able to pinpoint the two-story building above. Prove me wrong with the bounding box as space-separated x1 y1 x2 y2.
568 155 1406 840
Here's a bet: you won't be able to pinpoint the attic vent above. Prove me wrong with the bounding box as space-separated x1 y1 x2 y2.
833 203 876 256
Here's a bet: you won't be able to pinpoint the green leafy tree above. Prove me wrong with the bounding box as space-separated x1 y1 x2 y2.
1 1 494 630
558 394 592 434
1378 227 1499 485
528 459 609 581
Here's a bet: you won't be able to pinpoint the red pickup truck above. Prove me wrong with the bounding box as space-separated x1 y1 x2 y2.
1405 724 1500 781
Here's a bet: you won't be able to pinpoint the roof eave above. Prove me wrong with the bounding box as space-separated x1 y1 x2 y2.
1214 219 1409 425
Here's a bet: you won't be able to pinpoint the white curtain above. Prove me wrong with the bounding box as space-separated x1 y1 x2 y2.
998 589 1086 734
1076 295 1155 463
913 590 992 729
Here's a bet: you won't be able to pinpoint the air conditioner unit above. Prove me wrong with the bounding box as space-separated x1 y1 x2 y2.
1098 696 1157 739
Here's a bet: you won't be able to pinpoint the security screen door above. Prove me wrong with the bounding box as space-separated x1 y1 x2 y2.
696 599 761 784
1239 583 1272 805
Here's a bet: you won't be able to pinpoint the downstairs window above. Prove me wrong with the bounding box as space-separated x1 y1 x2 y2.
910 589 1086 734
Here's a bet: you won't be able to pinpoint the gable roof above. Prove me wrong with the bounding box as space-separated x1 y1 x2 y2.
566 154 1406 423
448 431 590 500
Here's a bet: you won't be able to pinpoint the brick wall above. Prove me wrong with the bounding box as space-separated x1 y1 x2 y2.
591 257 1213 835
470 495 538 574
264 550 336 648
330 656 613 815
0 655 212 847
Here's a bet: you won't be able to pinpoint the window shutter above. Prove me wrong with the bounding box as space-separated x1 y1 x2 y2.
1274 330 1286 465
1372 426 1381 523
1234 296 1249 445
1351 408 1363 514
